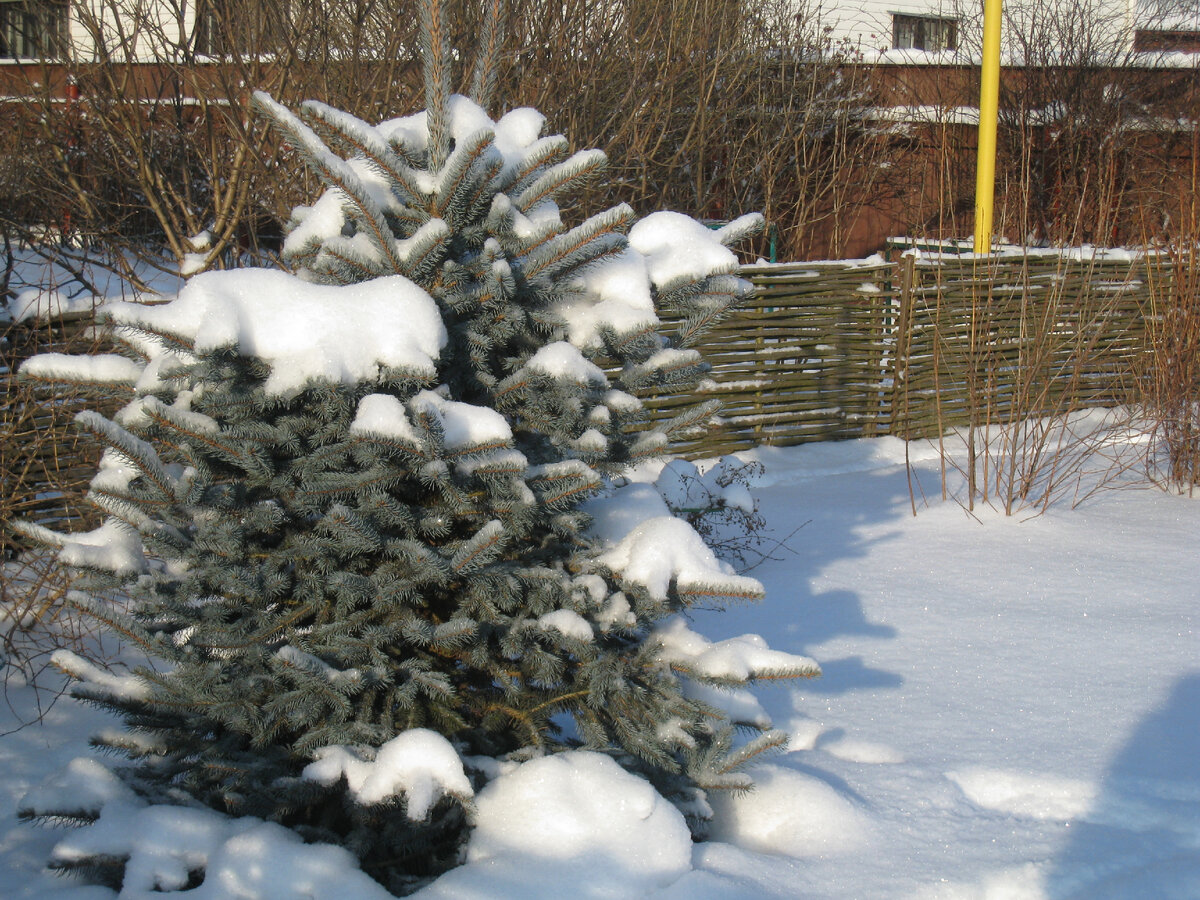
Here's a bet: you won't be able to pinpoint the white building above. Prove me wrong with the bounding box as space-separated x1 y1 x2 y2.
4 0 1199 64
818 0 1200 62
1 0 215 62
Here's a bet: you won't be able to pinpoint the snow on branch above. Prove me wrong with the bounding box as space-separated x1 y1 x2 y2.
9 518 148 577
303 729 474 816
107 270 447 397
521 341 607 385
629 211 742 292
51 649 151 701
409 389 513 454
513 149 607 213
652 616 820 684
715 212 766 247
596 516 764 604
18 352 142 391
300 100 428 207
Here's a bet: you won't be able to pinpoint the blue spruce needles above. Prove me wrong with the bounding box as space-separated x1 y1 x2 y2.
14 0 818 893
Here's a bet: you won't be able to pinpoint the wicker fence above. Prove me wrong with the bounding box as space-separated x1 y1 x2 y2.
654 258 896 456
2 250 1171 539
654 250 1169 458
2 310 114 552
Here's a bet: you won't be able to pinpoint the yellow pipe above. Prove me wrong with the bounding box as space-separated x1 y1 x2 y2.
973 0 1003 255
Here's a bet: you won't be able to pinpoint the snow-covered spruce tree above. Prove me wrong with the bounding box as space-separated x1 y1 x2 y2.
15 0 818 892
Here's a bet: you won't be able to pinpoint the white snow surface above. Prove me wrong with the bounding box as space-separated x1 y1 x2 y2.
655 458 755 514
4 418 1200 899
51 800 394 900
415 752 693 899
105 270 447 397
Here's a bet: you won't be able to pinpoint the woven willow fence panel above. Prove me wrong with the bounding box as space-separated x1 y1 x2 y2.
655 252 1169 458
1 251 1171 543
2 311 113 550
652 260 895 457
887 252 1165 443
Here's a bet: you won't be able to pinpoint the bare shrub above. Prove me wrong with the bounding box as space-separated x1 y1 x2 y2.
899 249 1161 514
1141 237 1200 491
1 253 124 700
2 0 895 267
497 0 895 261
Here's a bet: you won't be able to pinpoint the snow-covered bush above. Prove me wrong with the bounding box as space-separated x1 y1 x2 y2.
653 457 768 567
13 0 818 892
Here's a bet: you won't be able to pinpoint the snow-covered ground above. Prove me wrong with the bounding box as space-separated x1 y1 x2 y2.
2 423 1197 899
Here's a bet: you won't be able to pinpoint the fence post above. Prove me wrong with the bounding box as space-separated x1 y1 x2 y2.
888 253 916 438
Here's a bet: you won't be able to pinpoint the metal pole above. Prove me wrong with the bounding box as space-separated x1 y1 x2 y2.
973 0 1003 255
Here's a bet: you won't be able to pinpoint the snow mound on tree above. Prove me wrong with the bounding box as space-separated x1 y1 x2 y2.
629 212 739 290
561 247 657 348
522 341 607 385
45 520 148 577
19 352 144 386
409 390 513 451
302 730 474 816
18 757 137 820
583 483 672 543
596 516 763 601
104 270 446 397
652 616 818 681
416 751 693 898
584 480 767 603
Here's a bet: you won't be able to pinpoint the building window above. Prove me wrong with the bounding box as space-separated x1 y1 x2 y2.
193 0 222 56
1134 29 1200 52
892 13 958 52
0 0 67 59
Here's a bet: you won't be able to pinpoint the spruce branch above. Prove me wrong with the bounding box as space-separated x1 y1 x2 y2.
519 204 634 283
514 149 608 213
74 411 178 504
300 101 429 209
419 0 453 171
715 212 766 247
252 92 407 276
659 399 721 438
469 0 506 110
493 135 569 196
